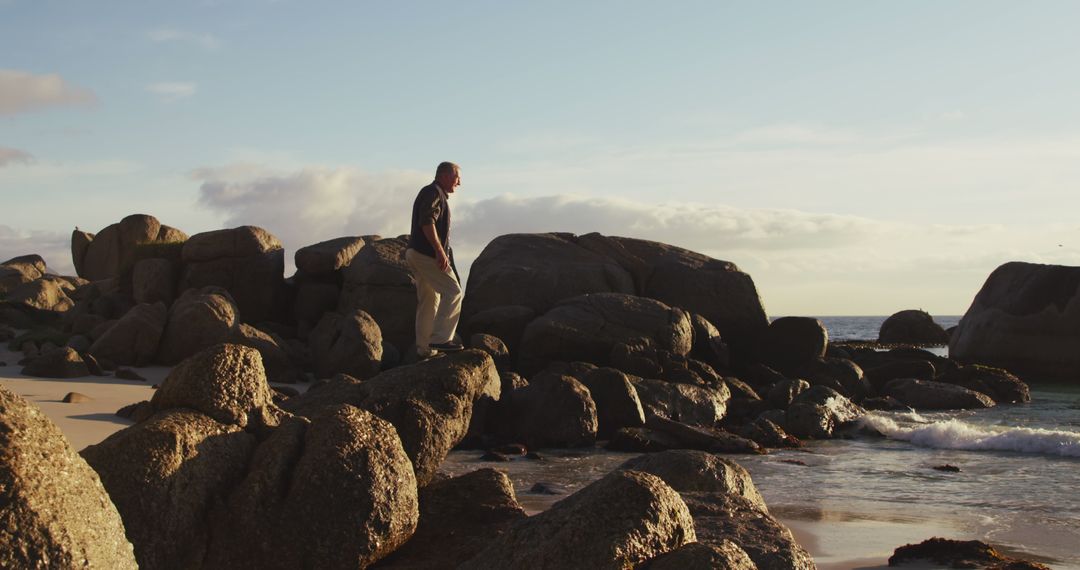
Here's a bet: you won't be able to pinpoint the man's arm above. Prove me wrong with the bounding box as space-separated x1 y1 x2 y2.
421 223 450 271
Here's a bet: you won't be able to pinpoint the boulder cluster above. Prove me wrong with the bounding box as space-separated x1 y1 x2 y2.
1 214 1042 568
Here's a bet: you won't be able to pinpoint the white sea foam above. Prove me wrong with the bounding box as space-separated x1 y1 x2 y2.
859 413 1080 457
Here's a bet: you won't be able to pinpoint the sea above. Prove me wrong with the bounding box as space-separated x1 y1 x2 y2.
442 316 1080 569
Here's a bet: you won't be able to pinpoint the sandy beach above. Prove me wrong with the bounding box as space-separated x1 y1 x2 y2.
0 343 160 451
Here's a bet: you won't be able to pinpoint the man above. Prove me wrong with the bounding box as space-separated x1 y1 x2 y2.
405 161 464 357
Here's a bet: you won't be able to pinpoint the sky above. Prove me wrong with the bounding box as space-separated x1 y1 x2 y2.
3 1 1080 316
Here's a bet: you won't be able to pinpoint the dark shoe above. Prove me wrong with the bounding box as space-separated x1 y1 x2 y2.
429 341 464 353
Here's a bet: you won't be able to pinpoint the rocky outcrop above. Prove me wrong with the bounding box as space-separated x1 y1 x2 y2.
81 410 256 570
204 407 419 570
286 350 498 485
889 537 1051 569
308 309 383 380
950 262 1080 381
157 286 239 364
879 309 950 344
463 233 768 359
518 292 693 372
337 236 416 352
73 214 188 281
884 378 996 410
621 450 814 570
461 470 695 569
179 225 285 323
0 386 138 569
377 468 528 568
88 301 167 366
505 373 599 447
149 343 280 428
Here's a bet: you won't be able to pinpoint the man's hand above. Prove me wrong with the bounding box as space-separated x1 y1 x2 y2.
436 249 450 272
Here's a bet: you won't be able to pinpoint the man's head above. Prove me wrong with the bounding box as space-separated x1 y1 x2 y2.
435 161 461 194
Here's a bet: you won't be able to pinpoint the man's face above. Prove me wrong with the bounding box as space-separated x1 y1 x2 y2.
437 167 461 194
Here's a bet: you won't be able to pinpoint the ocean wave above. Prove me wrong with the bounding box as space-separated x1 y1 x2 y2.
859 413 1080 457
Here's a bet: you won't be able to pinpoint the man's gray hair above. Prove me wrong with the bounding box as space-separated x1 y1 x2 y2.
436 161 459 176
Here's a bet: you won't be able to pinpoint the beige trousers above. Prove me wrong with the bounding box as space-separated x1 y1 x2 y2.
405 248 463 350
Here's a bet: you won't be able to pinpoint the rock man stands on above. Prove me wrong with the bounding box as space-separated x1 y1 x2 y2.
405 161 464 358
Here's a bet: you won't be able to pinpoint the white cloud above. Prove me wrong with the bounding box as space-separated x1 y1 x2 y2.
0 69 98 116
192 164 427 261
146 28 220 50
0 146 34 167
0 225 73 275
146 82 197 102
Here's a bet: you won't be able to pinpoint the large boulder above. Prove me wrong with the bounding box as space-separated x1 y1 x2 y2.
337 236 416 352
378 468 528 568
204 407 419 570
0 386 138 569
762 316 828 373
88 301 167 366
950 262 1080 381
621 450 814 570
157 286 239 364
81 410 257 570
461 470 695 569
74 214 188 281
630 376 730 426
519 292 693 372
506 373 599 448
879 309 950 344
883 378 996 410
463 233 635 319
285 349 498 486
150 343 279 428
179 225 285 323
308 309 383 380
463 233 769 358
